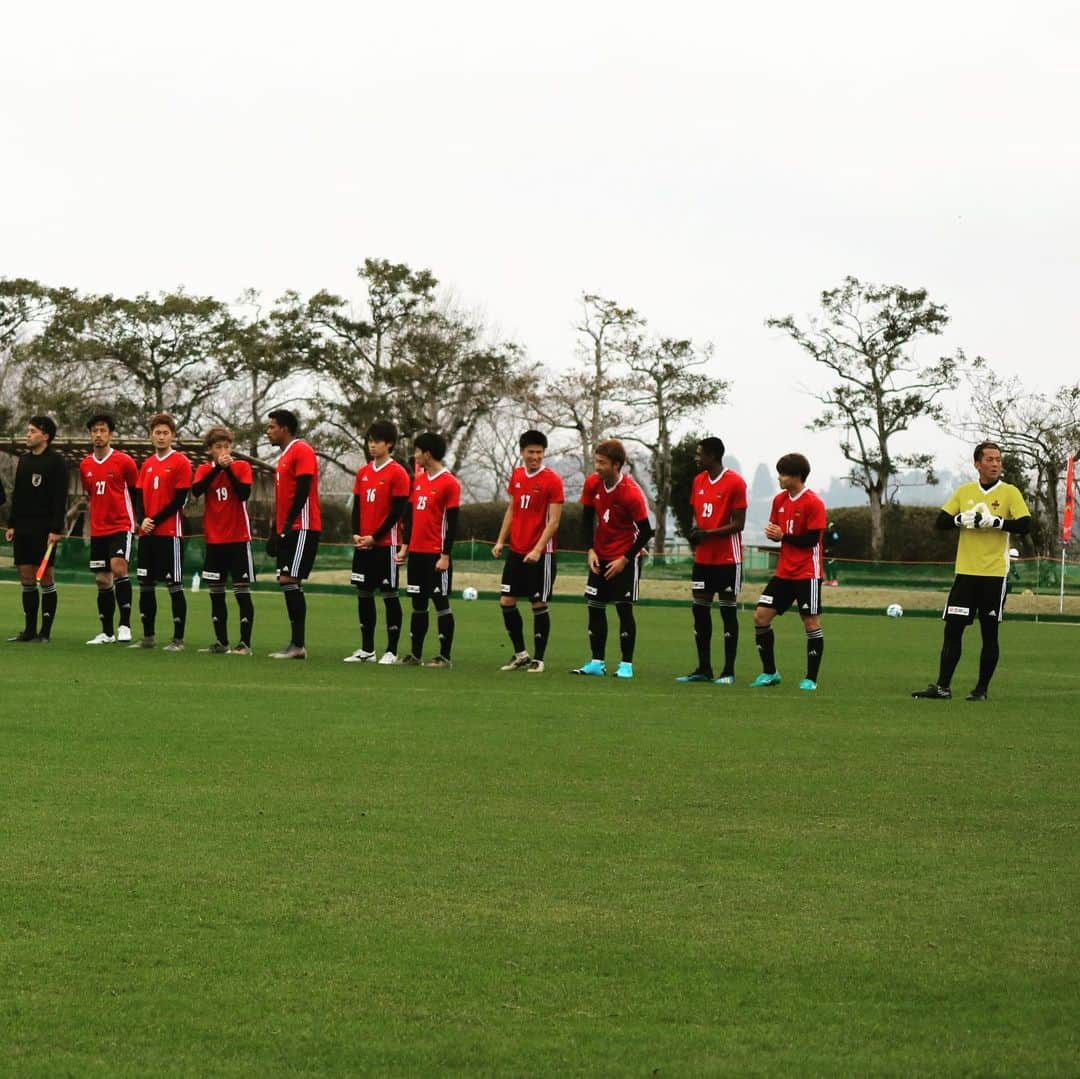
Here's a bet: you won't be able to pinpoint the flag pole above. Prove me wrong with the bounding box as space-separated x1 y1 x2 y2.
1061 455 1075 615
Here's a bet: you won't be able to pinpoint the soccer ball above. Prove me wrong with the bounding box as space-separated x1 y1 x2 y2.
886 603 904 618
461 586 479 601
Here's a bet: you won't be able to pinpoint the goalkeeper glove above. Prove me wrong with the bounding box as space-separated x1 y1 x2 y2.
956 509 978 528
976 512 1003 529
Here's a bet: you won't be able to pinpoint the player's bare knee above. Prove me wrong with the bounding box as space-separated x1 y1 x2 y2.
753 607 774 629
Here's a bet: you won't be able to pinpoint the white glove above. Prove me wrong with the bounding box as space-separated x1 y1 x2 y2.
977 512 1003 529
957 509 978 528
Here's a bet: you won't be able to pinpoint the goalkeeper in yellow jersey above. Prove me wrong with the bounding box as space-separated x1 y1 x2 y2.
913 442 1031 702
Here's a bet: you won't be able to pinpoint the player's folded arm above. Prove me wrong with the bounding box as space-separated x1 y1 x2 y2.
372 495 408 542
151 487 190 527
779 528 823 549
222 466 251 500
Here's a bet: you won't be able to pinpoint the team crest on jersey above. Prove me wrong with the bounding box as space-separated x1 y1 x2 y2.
31 473 42 487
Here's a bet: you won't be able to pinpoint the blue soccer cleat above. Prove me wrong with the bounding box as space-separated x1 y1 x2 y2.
615 662 634 679
571 659 606 676
749 672 782 688
675 670 712 683
798 678 817 691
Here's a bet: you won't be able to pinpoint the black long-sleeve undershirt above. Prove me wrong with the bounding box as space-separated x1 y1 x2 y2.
934 509 1032 534
151 488 190 527
281 474 312 533
626 516 654 559
442 507 459 555
780 528 824 549
191 463 251 501
374 495 409 542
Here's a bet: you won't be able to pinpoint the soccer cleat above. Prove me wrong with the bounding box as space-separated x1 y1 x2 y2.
750 672 782 688
397 654 422 666
966 687 988 702
198 642 229 654
615 661 634 679
799 678 818 691
7 631 36 643
500 653 532 672
378 651 397 665
30 635 51 644
163 639 186 653
425 655 453 668
571 659 606 676
526 659 545 673
714 674 736 685
116 625 133 642
344 649 377 663
268 643 307 659
86 632 117 645
675 669 713 683
129 636 156 649
912 683 951 700
227 643 253 656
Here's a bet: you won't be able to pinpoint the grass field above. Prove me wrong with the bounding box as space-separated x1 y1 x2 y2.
2 583 1078 1076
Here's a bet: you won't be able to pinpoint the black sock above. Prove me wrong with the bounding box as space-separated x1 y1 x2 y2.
435 600 454 659
140 585 157 638
719 605 740 677
21 585 39 635
410 601 429 659
357 593 377 653
39 584 57 638
235 588 254 646
692 602 713 673
937 621 964 688
755 624 776 674
384 596 402 655
616 603 636 663
283 584 306 647
587 604 608 661
976 618 1000 689
114 575 133 628
210 588 228 644
502 605 526 653
533 605 551 660
168 584 186 641
97 587 116 636
806 628 824 682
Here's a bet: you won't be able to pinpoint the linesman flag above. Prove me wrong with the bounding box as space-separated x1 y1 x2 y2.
1063 455 1075 545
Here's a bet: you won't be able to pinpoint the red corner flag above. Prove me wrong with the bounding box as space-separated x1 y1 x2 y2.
1063 455 1076 545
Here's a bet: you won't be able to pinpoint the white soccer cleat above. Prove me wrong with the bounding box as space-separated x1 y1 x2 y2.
116 625 133 642
378 651 397 665
344 649 377 663
86 632 116 645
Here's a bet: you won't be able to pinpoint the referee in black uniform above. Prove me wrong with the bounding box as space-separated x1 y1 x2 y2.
5 416 68 642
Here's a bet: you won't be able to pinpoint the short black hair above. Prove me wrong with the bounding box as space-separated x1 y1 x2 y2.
29 415 58 442
519 430 548 450
776 452 811 481
698 436 725 464
366 420 398 447
86 413 116 432
414 431 447 461
268 409 299 435
974 441 1002 462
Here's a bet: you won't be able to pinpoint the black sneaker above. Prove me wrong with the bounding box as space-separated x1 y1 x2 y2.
7 631 36 642
965 687 988 702
912 684 952 700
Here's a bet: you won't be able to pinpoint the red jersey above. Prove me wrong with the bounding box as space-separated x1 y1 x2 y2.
409 467 461 555
274 439 321 532
581 472 650 562
79 449 138 536
771 487 827 579
137 450 193 538
691 468 748 566
352 458 412 547
194 461 253 545
507 465 565 555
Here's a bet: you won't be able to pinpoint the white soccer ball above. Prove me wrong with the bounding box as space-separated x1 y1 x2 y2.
886 603 904 618
461 586 479 601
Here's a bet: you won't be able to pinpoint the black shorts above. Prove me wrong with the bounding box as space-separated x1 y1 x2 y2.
12 529 54 568
691 561 741 603
944 574 1008 624
136 535 183 584
407 552 452 600
585 557 641 605
203 541 255 585
501 550 557 602
276 529 319 580
351 546 400 595
90 532 133 571
757 576 822 617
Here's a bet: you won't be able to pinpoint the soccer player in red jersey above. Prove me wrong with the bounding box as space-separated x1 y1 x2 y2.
676 436 747 685
345 419 411 664
572 439 654 679
133 413 193 652
79 413 139 644
751 453 827 691
191 426 256 655
491 429 564 673
395 431 460 667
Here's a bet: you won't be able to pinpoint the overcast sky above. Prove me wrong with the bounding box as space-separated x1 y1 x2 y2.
4 0 1077 487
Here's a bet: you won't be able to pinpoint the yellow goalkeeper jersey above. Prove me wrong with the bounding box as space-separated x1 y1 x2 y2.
942 480 1030 577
